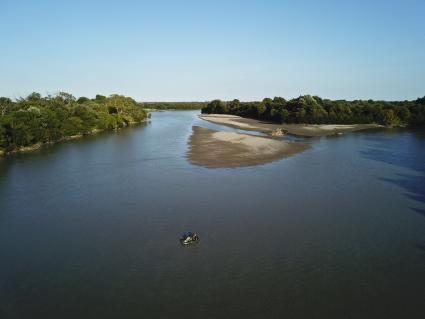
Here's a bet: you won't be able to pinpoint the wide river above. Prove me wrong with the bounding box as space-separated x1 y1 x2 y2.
1 111 424 319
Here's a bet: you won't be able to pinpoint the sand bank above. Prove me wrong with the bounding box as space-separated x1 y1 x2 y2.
187 126 308 168
200 114 381 137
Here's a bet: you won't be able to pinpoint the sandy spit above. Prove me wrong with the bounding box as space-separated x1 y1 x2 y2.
187 126 309 168
200 114 381 137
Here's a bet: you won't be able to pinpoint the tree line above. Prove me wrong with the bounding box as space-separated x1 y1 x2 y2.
142 102 207 110
202 95 425 127
0 92 148 153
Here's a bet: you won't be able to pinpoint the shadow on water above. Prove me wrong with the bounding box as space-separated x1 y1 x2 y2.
410 207 425 218
360 130 425 253
379 174 425 204
360 130 425 205
414 243 425 253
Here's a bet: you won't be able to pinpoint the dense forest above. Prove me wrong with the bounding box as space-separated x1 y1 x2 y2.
0 92 148 154
142 102 207 110
202 95 425 127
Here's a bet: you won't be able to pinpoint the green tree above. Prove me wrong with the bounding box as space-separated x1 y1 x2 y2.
0 97 12 116
382 110 400 126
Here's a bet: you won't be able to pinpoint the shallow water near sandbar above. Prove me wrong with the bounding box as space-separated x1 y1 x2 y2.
0 111 424 319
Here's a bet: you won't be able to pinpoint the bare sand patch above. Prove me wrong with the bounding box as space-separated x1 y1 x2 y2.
187 126 308 168
200 114 381 137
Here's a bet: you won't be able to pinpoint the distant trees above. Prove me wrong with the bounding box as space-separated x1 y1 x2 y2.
141 102 207 110
201 100 228 114
0 92 148 153
409 97 425 126
201 95 425 127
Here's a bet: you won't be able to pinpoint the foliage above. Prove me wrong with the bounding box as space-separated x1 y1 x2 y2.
0 92 148 152
202 95 425 127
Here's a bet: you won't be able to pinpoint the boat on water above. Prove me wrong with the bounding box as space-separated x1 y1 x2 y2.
180 232 200 245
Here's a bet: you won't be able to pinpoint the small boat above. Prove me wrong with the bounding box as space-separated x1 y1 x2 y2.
180 232 200 245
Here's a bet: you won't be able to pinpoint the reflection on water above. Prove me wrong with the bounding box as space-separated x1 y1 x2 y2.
0 111 425 319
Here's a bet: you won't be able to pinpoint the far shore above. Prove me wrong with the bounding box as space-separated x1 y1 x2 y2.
200 114 382 137
187 126 309 168
143 108 177 112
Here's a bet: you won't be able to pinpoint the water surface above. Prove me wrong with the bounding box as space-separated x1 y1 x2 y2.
1 111 424 319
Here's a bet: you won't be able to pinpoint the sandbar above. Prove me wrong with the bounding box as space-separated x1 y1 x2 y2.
200 114 381 137
187 126 308 168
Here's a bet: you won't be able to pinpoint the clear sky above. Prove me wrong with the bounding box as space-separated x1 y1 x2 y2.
1 0 424 101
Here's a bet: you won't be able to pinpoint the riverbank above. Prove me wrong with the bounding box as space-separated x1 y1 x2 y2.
0 92 151 158
1 134 87 156
200 114 382 137
0 121 147 157
187 126 308 168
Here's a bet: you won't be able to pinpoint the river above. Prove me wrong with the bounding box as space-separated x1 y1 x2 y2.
1 111 424 319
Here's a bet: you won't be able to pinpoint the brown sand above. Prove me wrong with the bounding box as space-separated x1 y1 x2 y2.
187 126 309 168
200 114 381 137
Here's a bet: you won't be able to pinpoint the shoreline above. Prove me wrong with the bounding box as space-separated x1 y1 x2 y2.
0 120 148 157
187 126 309 168
200 114 382 137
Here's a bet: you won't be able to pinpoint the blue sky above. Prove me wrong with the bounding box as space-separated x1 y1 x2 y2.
1 0 424 101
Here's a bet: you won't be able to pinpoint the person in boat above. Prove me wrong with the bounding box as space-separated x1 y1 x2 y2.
182 232 199 243
183 232 193 239
182 232 192 243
